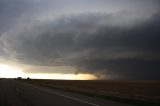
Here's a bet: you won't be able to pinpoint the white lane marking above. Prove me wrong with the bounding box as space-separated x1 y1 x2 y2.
45 90 100 106
16 81 100 106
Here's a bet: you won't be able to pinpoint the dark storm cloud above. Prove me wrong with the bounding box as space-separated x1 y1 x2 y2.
0 0 160 79
69 12 160 79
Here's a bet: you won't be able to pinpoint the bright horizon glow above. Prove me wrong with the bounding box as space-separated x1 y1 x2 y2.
26 73 97 80
0 64 97 80
0 64 24 78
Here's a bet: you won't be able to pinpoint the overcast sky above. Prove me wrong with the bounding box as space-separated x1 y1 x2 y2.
0 0 160 79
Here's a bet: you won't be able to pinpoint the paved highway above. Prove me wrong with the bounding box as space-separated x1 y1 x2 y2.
0 79 132 106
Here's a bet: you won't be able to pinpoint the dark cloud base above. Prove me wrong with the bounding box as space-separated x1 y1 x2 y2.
0 0 160 80
75 59 160 80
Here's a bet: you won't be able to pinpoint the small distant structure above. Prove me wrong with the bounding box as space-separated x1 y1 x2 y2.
17 77 22 80
27 77 30 80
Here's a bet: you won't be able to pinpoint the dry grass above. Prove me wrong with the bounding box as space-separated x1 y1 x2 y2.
21 79 160 105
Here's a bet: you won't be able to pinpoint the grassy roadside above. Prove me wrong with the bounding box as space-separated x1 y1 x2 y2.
20 80 160 106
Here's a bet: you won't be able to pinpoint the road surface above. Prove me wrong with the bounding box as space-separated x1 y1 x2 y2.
0 79 132 106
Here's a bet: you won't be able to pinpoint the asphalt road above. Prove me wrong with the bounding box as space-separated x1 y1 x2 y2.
0 79 132 106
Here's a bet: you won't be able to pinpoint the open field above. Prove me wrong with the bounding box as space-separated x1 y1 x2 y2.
20 79 160 105
1 79 135 106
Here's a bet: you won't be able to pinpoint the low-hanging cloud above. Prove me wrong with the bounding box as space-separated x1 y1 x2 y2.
0 0 160 79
